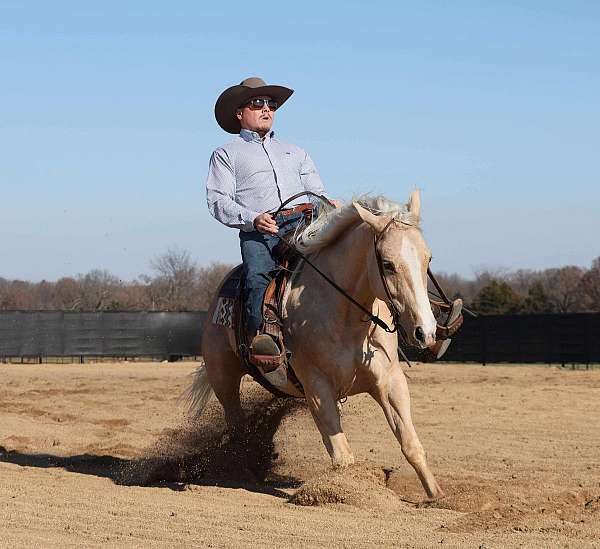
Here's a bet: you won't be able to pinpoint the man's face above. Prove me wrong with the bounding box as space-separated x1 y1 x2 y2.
236 95 276 135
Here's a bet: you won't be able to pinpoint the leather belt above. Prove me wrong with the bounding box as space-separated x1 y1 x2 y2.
275 203 313 217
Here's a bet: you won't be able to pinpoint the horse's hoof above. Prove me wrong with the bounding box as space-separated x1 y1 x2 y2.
418 492 446 507
331 455 355 468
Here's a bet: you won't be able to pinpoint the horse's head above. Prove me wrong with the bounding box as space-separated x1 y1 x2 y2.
353 190 437 348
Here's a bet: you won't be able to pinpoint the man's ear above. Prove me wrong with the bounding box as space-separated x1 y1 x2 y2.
353 202 392 233
236 109 242 120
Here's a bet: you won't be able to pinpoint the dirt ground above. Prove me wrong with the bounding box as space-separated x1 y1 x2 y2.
0 361 598 548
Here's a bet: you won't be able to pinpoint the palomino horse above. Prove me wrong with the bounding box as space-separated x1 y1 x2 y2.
187 190 443 499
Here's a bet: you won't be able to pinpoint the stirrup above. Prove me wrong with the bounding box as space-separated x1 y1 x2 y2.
420 339 452 363
420 299 463 363
435 298 463 340
249 334 285 374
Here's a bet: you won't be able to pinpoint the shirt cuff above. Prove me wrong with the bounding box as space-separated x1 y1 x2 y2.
239 209 262 232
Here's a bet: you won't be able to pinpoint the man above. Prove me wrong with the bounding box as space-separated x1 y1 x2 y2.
206 77 334 357
206 77 462 361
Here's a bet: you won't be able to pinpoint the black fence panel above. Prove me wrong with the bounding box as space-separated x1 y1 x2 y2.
0 311 598 362
0 311 206 358
443 313 600 363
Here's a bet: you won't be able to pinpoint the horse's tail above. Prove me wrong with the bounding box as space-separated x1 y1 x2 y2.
180 363 214 418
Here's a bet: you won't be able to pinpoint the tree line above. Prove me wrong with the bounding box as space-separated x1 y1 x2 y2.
434 257 600 314
0 248 231 312
1 249 599 314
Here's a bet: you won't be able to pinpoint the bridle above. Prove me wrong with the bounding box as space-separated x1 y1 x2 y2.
373 216 412 342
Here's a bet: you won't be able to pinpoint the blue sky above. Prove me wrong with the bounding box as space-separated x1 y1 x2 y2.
1 1 598 281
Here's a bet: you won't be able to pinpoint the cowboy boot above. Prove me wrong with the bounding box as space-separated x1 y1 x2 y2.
249 333 284 374
250 334 281 356
421 298 463 362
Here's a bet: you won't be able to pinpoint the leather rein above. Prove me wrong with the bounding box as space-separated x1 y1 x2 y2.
271 192 453 366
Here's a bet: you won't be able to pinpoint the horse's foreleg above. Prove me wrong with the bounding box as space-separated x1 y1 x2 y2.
303 376 355 468
372 363 443 499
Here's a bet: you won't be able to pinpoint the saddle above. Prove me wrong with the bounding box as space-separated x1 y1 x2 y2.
211 210 312 397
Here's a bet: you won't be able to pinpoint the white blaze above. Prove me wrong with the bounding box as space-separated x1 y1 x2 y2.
400 237 437 339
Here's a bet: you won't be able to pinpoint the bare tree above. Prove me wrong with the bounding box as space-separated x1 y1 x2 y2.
542 266 586 313
508 269 543 296
76 269 122 310
110 282 150 310
53 277 81 310
579 257 600 311
149 247 198 310
196 262 233 309
0 277 10 309
33 280 54 309
430 271 470 301
0 280 35 309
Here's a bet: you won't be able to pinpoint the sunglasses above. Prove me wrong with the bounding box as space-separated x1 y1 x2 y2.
244 98 278 111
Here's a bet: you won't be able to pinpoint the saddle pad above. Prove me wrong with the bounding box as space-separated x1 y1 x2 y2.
212 265 243 328
218 264 243 299
212 297 235 328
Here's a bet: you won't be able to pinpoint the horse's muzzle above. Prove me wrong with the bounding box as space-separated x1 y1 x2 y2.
414 326 436 349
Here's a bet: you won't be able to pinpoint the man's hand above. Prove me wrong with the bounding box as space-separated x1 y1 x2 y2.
330 199 343 208
253 212 279 234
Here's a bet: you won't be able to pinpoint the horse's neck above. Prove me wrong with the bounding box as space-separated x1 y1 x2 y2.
294 223 375 330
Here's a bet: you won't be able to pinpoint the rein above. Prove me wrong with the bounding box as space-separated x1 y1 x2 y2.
274 234 399 335
272 192 399 334
270 193 416 367
271 191 333 217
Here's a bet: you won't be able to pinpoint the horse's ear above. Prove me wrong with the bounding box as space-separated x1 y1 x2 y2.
408 189 421 218
353 202 390 233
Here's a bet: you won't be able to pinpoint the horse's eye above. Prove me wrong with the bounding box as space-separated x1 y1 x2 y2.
383 260 395 272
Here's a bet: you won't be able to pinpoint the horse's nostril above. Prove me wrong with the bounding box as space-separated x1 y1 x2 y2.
415 326 425 343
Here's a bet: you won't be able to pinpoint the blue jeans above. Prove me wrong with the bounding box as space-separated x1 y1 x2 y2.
239 212 304 335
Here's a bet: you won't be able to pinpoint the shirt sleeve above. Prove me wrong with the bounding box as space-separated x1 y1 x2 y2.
299 150 326 196
299 150 333 212
206 148 261 232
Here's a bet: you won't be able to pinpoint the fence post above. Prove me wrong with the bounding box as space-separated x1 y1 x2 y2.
584 313 591 367
481 316 487 366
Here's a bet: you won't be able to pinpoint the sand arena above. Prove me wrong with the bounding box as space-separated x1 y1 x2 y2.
0 360 598 547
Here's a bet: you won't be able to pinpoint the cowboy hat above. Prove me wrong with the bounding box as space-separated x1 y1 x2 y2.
214 77 294 134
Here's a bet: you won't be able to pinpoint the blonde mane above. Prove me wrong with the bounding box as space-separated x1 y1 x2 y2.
295 196 420 253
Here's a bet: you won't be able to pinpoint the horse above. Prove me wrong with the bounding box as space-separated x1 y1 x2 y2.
186 190 443 500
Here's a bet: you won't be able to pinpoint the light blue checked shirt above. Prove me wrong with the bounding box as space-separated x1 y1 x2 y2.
206 129 326 232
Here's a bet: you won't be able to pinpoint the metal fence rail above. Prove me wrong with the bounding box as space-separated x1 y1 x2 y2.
0 311 598 363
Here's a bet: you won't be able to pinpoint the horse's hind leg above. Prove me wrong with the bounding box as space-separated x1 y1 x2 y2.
202 324 246 439
371 363 443 499
303 374 355 468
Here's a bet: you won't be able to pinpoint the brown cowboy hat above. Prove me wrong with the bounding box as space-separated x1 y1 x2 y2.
214 77 294 134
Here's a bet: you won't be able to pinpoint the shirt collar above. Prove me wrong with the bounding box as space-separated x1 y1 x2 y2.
239 128 275 143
